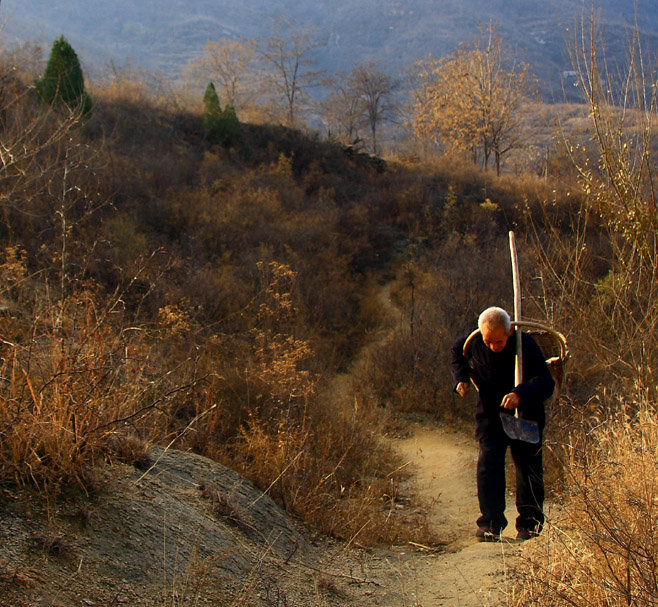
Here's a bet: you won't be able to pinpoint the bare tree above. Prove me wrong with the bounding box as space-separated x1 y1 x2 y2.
259 17 325 127
411 24 534 174
350 62 399 156
322 73 363 146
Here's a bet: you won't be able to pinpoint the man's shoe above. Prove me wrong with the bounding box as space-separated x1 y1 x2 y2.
516 528 539 541
476 527 501 542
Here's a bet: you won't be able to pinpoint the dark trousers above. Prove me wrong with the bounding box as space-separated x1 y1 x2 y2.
476 430 544 533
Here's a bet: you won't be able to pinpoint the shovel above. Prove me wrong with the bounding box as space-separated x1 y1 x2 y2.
500 232 541 444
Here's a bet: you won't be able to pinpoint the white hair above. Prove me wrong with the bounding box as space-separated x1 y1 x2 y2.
478 306 511 333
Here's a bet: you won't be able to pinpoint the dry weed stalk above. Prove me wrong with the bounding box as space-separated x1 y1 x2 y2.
530 13 658 401
514 399 658 606
162 546 215 607
0 293 158 494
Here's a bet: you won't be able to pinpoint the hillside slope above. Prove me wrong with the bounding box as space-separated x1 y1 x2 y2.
0 428 529 607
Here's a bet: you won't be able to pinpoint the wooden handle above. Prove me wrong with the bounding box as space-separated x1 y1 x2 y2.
509 231 522 416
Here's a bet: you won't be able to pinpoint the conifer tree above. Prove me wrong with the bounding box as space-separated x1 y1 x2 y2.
202 82 240 145
219 103 240 145
202 81 222 134
35 35 92 116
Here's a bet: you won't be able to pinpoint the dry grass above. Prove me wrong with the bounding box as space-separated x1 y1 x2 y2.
513 397 658 606
0 293 159 496
0 51 603 556
0 246 168 497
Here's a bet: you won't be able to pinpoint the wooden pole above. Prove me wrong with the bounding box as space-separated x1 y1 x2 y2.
509 231 523 393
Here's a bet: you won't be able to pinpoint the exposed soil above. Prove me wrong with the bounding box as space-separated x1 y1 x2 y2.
392 423 527 606
0 422 533 607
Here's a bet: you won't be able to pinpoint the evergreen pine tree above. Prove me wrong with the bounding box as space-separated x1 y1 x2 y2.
202 82 240 145
219 104 240 145
35 35 92 116
202 81 222 135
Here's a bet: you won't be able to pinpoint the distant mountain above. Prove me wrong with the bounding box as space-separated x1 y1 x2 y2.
3 0 658 100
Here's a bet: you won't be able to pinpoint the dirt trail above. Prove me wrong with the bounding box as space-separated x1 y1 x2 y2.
315 280 532 605
392 423 525 607
327 283 527 606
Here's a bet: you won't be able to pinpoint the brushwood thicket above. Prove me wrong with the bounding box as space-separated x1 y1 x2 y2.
0 39 647 564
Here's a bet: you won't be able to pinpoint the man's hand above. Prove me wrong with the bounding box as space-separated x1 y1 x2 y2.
456 382 470 398
501 392 521 410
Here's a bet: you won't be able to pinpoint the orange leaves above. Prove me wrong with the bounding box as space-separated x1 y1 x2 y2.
411 25 535 173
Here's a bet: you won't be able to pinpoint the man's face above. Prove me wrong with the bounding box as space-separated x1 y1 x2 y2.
481 324 512 353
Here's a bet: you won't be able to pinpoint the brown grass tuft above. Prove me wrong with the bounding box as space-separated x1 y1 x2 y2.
513 398 658 606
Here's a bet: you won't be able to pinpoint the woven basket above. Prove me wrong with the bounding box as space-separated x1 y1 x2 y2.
463 320 569 404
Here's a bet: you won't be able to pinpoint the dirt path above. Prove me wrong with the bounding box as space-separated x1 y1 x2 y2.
392 423 525 607
319 283 527 606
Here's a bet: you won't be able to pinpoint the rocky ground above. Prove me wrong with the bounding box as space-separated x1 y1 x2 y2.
0 421 539 607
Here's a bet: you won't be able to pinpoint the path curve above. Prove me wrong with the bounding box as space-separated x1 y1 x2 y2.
393 423 524 607
321 283 529 606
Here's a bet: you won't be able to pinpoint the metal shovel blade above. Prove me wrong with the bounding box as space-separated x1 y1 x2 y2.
500 411 540 444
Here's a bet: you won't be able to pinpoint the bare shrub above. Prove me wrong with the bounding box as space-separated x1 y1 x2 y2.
353 234 512 421
528 16 658 403
513 397 658 607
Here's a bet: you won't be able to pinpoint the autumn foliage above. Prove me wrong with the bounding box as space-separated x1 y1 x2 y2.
411 24 535 174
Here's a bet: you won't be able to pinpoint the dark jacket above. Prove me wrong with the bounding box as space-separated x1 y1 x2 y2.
450 330 555 440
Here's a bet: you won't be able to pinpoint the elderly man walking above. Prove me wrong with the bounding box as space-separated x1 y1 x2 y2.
450 307 555 541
